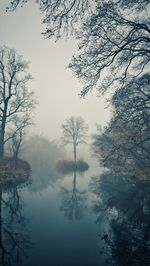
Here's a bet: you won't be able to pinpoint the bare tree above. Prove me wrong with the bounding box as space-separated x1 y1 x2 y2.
8 115 32 163
62 116 88 162
92 74 150 175
0 47 36 159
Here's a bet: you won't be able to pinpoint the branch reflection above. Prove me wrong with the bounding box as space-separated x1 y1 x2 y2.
0 177 31 266
60 170 87 220
90 173 150 266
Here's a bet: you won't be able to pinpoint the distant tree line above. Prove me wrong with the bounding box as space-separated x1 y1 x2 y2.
23 135 65 191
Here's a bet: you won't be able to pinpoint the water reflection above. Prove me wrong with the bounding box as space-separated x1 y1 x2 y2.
90 173 150 266
0 177 31 266
60 170 87 220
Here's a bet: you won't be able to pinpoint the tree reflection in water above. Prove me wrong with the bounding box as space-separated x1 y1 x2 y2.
90 173 150 266
0 178 31 266
60 170 87 220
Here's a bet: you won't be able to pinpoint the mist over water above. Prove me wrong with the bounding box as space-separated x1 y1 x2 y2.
1 155 150 266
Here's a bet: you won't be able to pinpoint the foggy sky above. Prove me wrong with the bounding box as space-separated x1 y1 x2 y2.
0 0 111 140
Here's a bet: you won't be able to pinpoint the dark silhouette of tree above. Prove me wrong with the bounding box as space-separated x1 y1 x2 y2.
0 47 36 159
62 116 88 163
92 74 150 176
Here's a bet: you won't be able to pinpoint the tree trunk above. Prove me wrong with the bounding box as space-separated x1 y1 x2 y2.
0 187 2 246
0 139 4 159
73 170 76 194
0 102 8 159
0 129 5 159
73 143 77 164
72 171 77 219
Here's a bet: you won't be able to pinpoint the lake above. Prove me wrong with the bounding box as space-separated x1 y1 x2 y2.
0 165 150 266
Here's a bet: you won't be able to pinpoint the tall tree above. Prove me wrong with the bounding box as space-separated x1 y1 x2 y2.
62 116 88 162
0 47 36 159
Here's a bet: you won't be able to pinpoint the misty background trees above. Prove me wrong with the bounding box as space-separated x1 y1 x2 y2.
0 46 36 161
8 115 32 163
23 135 65 191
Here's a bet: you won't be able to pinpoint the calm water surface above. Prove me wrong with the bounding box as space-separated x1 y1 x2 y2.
1 165 150 266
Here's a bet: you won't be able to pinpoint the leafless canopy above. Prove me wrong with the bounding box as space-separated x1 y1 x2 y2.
69 1 150 96
6 0 150 96
62 116 87 144
7 0 92 40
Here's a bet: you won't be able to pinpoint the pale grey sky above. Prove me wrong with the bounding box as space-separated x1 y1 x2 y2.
0 0 111 140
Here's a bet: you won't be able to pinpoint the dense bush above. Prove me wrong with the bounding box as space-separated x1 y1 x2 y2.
0 157 30 171
56 159 89 174
0 157 30 186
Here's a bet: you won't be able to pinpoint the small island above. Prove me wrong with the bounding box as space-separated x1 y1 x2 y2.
56 117 89 174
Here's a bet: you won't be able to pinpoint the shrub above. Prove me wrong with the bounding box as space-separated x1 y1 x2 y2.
56 159 89 174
